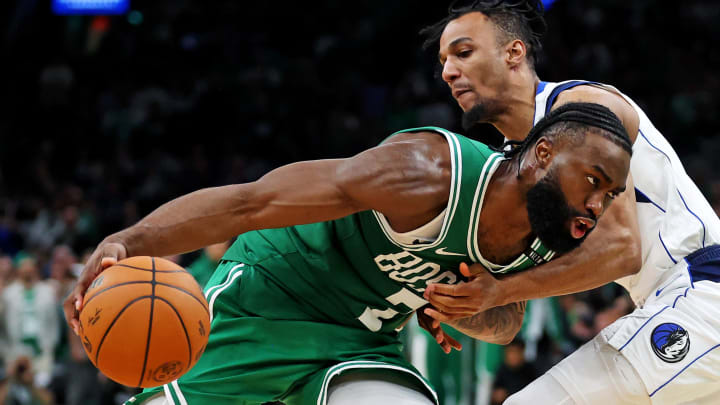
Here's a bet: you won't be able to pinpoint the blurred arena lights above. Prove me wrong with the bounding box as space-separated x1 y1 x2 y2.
52 0 130 15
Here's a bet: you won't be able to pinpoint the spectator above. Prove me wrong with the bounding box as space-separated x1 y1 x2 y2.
46 245 77 302
2 258 59 388
187 240 232 288
490 338 539 405
0 356 53 405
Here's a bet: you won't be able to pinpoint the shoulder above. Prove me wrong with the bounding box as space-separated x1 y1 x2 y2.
552 84 639 143
378 130 453 169
384 129 454 146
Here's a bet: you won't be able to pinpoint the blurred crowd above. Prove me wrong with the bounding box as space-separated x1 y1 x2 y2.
1 0 719 404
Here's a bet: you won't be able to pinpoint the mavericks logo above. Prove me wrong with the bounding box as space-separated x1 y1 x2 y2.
650 323 690 363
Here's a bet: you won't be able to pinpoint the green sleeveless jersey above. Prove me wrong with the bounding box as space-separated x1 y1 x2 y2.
222 126 556 335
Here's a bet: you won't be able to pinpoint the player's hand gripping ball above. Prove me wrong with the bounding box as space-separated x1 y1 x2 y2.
78 256 210 388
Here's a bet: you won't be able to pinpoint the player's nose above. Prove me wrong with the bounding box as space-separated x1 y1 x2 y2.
585 192 605 218
441 59 461 84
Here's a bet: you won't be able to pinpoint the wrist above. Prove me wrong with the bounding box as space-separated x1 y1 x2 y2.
104 231 133 257
496 274 523 306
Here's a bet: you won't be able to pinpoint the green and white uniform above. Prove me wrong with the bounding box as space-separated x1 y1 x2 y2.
126 127 556 405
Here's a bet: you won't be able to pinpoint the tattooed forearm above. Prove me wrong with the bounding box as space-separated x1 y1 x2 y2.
449 301 527 345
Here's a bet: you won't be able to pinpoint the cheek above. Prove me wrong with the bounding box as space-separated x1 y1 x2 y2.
557 174 590 209
470 57 506 90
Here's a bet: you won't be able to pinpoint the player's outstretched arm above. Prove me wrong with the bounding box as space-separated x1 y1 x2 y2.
65 131 451 333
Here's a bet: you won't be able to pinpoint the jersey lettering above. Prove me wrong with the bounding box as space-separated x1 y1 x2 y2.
374 251 448 292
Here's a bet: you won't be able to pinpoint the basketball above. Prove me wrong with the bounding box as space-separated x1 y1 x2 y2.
78 256 210 388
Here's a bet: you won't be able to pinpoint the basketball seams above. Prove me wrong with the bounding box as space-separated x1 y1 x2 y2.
84 281 153 306
85 281 208 314
138 257 158 387
81 256 209 388
154 297 193 377
155 283 209 314
93 296 152 365
114 263 186 273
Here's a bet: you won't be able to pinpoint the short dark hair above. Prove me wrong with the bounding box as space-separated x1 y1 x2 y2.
420 0 547 67
501 102 633 162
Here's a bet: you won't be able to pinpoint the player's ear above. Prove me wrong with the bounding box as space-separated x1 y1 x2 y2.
534 136 553 169
506 39 526 68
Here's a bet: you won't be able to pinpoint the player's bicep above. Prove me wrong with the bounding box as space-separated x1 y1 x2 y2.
239 133 449 231
335 135 451 217
553 86 640 143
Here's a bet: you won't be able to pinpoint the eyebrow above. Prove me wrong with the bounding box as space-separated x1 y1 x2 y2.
438 37 473 62
592 165 627 192
592 165 613 184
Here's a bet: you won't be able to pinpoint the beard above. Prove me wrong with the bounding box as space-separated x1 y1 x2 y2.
526 168 596 254
460 96 505 130
461 103 491 130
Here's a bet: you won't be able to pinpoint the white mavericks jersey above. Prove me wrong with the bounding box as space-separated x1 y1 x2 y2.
533 80 720 306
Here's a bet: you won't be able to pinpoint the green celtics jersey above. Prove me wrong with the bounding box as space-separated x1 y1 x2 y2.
222 126 556 335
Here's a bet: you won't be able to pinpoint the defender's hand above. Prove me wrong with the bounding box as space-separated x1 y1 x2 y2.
416 307 462 354
423 263 502 323
63 241 128 335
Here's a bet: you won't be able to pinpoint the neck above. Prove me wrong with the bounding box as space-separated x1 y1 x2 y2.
490 74 539 141
475 159 535 264
483 160 532 235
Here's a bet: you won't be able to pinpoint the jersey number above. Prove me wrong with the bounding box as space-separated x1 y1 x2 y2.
357 287 427 332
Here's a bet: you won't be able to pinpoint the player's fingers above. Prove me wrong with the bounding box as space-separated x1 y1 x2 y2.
70 319 80 336
423 307 455 323
425 282 471 297
63 288 82 335
100 256 118 268
445 333 462 351
459 262 472 278
427 294 479 313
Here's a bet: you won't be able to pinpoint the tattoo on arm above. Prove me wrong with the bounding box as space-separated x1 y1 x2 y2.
453 301 527 340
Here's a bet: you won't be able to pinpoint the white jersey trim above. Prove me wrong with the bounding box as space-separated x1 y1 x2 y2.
372 128 462 251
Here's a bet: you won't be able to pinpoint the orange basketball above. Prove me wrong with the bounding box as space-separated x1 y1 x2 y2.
79 256 210 388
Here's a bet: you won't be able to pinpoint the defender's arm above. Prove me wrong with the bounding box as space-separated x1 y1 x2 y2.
498 87 642 301
424 87 642 319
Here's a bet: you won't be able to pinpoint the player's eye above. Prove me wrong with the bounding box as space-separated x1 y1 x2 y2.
586 175 598 186
458 50 472 58
607 190 619 200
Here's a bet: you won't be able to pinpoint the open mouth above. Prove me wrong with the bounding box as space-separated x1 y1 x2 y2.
570 217 596 239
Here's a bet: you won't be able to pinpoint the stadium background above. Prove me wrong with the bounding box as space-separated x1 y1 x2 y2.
0 0 719 404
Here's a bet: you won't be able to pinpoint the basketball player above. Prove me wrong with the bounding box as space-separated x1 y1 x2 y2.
64 103 632 405
420 1 720 403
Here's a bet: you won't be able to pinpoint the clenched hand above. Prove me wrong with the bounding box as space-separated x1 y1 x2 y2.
63 240 128 335
422 262 504 323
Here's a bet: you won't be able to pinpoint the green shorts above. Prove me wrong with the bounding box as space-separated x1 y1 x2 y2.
126 260 438 405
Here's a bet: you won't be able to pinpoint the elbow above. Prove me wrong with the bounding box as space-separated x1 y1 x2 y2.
492 330 519 346
479 318 522 345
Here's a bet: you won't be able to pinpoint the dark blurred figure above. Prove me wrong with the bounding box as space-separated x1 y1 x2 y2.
0 356 53 405
47 245 77 302
491 339 538 405
187 240 232 288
